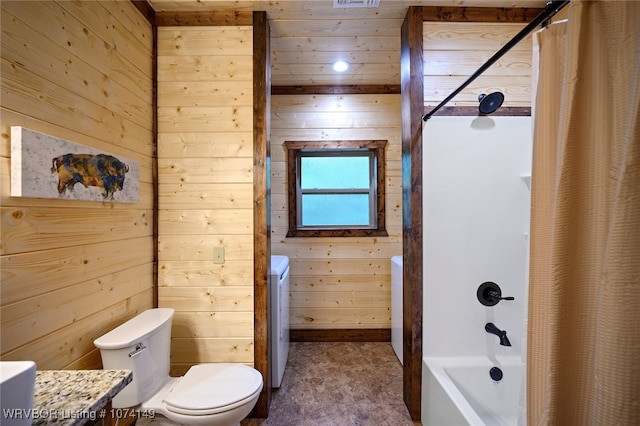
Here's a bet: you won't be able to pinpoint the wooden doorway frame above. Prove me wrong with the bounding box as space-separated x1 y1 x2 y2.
401 6 543 421
133 2 543 421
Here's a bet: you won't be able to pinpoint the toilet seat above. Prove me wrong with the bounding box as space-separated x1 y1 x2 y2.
163 364 263 416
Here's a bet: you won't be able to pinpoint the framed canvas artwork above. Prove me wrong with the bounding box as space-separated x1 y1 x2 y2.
10 126 140 204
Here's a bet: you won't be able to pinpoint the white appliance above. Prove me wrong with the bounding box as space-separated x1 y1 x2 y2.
270 255 290 388
391 255 403 364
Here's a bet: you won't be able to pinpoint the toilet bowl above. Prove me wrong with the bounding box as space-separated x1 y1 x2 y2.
94 308 263 426
139 364 262 426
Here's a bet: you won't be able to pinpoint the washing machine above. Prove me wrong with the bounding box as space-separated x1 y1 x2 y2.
270 255 290 388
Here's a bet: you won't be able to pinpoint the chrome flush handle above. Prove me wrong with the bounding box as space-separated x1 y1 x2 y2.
128 343 147 358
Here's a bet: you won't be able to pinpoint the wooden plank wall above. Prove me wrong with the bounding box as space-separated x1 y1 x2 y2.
156 26 255 374
271 94 402 330
424 22 533 107
270 15 401 86
0 1 154 369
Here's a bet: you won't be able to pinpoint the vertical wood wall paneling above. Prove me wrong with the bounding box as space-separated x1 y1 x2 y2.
271 93 402 333
252 10 271 418
156 17 255 374
0 1 155 369
401 6 423 422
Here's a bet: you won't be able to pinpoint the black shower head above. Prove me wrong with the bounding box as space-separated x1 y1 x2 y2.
478 92 504 115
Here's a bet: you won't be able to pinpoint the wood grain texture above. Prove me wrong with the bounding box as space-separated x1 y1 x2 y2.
290 307 391 328
290 329 391 342
171 311 254 338
272 85 401 95
0 1 154 369
157 132 253 157
271 93 402 330
156 21 256 374
401 7 423 421
157 57 254 82
424 106 531 117
252 10 271 418
156 10 253 26
157 27 253 56
151 16 159 309
158 235 254 261
158 287 254 311
423 21 535 107
146 0 546 87
170 337 254 363
422 6 542 22
1 237 153 305
159 260 253 287
2 264 151 353
1 207 152 254
131 0 156 26
157 158 253 183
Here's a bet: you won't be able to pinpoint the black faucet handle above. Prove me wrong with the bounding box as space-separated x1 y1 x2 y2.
488 290 514 301
477 282 514 306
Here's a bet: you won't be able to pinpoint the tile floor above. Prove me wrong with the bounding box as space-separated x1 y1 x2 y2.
242 342 420 426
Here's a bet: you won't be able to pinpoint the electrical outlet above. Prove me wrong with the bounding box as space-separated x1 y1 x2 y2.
213 246 225 264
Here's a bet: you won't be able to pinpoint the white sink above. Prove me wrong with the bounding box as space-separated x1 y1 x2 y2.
0 361 36 426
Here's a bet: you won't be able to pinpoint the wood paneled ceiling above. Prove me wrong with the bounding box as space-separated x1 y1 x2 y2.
147 1 548 87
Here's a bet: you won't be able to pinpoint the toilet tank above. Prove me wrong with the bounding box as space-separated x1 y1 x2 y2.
94 308 174 408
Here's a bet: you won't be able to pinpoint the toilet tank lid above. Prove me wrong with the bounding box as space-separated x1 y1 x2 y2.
94 308 174 350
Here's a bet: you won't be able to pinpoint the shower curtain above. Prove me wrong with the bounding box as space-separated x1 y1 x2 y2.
527 1 640 425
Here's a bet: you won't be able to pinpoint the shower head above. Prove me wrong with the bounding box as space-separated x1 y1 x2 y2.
478 92 504 115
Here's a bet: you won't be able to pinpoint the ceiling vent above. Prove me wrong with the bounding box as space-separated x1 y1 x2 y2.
333 0 380 8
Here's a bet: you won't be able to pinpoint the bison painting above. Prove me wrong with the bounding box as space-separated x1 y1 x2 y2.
50 153 130 200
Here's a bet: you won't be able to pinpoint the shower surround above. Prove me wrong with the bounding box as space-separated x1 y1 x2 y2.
421 116 532 425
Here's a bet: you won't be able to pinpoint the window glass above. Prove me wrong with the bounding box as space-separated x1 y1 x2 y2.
301 194 370 226
301 156 370 190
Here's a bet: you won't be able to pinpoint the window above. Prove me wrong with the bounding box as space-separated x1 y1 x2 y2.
284 140 388 237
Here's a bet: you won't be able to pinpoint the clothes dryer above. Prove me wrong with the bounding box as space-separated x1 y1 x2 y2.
270 255 290 388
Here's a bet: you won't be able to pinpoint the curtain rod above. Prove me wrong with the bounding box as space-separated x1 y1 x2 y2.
422 0 570 122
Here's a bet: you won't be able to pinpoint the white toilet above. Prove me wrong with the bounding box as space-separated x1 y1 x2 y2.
94 308 262 426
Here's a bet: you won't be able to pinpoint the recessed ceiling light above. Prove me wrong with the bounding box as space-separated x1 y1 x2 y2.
332 60 350 72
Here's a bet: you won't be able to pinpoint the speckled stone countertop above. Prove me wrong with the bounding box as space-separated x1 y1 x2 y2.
32 369 132 425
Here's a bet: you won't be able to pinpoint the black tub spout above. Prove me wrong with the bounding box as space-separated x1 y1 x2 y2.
485 322 512 346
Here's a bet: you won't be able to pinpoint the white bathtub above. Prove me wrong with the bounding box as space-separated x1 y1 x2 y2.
423 357 523 426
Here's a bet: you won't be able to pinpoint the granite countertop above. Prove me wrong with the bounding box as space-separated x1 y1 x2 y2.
32 369 132 425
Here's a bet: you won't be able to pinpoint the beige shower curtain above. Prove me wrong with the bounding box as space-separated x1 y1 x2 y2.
528 1 640 425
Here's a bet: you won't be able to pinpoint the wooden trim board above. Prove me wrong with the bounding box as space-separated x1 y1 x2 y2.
272 85 401 95
424 106 531 117
401 6 424 421
252 10 271 418
155 11 253 26
422 6 543 22
291 329 391 342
